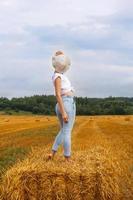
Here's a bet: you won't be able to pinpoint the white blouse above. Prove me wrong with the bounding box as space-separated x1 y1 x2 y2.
52 72 75 95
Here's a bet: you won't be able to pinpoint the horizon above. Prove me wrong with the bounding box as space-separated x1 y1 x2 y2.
1 94 133 101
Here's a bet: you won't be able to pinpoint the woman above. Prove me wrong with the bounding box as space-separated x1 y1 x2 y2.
47 50 76 162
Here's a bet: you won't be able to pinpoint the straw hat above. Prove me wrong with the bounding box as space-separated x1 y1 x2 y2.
52 51 71 73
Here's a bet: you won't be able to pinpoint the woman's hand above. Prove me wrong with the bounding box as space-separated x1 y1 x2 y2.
62 111 69 123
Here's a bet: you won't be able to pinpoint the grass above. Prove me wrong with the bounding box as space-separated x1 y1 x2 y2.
0 147 30 175
0 115 59 181
0 110 34 116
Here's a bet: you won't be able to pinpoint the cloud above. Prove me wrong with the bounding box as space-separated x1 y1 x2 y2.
71 63 133 97
0 0 133 98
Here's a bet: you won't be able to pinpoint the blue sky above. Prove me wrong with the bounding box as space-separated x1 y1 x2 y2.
0 0 133 99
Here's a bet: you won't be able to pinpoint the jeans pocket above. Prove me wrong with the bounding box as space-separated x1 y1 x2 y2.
63 100 72 114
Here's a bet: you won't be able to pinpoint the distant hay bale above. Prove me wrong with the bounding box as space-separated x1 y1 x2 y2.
35 119 40 122
46 117 50 121
0 146 126 200
5 119 9 122
124 117 131 121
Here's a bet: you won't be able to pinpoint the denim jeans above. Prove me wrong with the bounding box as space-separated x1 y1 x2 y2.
52 95 76 157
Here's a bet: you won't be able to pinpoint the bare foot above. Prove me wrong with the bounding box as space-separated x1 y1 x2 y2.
46 150 56 161
46 153 54 161
64 156 72 162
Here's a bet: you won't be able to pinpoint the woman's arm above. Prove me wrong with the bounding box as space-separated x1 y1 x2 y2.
54 77 68 123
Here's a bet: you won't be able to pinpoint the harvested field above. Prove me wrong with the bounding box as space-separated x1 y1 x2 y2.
0 115 133 200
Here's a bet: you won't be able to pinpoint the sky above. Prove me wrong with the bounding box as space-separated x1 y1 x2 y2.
0 0 133 99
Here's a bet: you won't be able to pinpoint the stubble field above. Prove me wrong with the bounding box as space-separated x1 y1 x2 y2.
0 114 133 200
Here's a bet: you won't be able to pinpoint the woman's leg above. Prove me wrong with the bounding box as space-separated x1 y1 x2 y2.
47 103 63 160
62 99 76 159
51 103 64 153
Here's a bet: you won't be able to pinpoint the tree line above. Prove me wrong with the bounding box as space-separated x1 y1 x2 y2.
0 95 133 115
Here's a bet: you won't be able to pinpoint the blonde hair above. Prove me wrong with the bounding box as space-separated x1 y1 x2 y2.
55 51 64 56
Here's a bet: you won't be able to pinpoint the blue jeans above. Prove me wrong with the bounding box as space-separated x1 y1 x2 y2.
52 96 76 157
